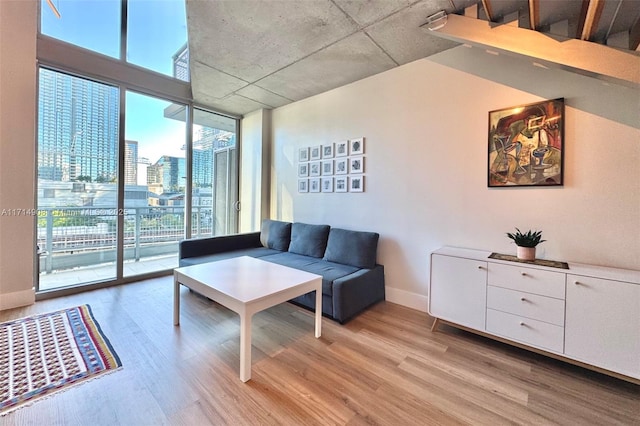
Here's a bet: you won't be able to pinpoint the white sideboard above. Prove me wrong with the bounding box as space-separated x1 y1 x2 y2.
429 246 640 384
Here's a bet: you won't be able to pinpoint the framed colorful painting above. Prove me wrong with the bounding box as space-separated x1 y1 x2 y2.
488 98 564 187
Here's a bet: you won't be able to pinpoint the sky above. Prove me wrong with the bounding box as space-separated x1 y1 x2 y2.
41 0 191 172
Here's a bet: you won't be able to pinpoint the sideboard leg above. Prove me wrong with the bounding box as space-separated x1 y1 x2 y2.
430 318 440 332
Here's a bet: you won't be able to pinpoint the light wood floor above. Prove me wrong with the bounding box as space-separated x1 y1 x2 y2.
1 276 638 425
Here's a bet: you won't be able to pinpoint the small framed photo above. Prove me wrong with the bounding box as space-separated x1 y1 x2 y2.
335 176 348 192
335 140 348 157
350 137 364 155
298 147 309 162
349 176 364 192
322 143 334 158
298 163 309 177
350 156 364 174
322 160 333 175
334 158 348 175
321 177 333 192
309 161 321 177
310 146 321 160
298 179 308 193
309 178 320 193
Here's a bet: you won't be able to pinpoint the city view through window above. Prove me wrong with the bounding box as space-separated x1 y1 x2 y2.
37 0 237 291
37 70 237 289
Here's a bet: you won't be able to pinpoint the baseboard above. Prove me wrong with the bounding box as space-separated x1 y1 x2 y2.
0 288 35 311
385 286 428 312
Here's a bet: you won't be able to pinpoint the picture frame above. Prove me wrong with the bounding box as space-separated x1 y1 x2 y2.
334 158 348 175
350 137 364 155
334 176 348 192
298 179 308 193
298 162 309 177
335 141 348 157
309 161 321 177
298 147 309 162
349 156 364 174
309 178 320 193
321 177 333 193
310 146 321 161
349 176 364 192
322 143 334 159
321 160 333 176
488 98 564 187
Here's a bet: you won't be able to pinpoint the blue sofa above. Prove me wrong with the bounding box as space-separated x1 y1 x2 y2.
178 220 385 323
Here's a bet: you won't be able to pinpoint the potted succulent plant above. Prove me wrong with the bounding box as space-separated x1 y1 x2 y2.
506 228 546 261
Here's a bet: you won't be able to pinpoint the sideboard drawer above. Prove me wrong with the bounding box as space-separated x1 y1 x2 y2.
486 309 564 353
487 286 565 326
488 263 565 299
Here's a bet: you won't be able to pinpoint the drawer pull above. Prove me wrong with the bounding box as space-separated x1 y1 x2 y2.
520 297 527 302
574 281 581 285
478 266 484 270
521 272 528 276
519 321 526 326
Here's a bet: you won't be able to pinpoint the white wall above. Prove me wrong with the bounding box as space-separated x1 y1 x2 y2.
0 0 37 310
269 46 640 311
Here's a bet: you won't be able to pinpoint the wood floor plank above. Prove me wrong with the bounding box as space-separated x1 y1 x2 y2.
1 276 637 425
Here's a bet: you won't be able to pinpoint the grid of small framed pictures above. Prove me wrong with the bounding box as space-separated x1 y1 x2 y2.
298 138 365 193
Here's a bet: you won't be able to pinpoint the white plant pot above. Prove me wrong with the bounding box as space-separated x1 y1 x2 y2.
517 246 536 261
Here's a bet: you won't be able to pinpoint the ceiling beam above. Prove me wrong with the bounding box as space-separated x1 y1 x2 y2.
528 0 539 31
422 13 640 88
580 0 604 41
630 16 640 51
481 0 494 22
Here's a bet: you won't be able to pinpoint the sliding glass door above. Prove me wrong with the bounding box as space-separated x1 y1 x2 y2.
191 109 238 239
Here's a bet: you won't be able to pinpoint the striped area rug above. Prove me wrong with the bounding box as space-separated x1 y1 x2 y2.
0 305 122 415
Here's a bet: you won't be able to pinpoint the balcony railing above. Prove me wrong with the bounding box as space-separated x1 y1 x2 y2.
37 205 215 274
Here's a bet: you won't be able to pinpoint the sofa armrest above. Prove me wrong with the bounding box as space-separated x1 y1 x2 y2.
179 232 262 260
332 264 385 323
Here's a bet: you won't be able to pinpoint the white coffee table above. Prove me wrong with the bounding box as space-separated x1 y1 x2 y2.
173 256 323 382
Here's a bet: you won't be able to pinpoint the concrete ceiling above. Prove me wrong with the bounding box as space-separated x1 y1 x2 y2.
186 0 640 117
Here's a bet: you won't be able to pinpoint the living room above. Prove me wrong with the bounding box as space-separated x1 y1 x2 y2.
1 0 639 423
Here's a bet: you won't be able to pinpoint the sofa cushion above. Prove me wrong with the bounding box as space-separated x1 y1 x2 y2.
260 219 292 251
323 228 379 269
259 252 359 296
288 222 330 258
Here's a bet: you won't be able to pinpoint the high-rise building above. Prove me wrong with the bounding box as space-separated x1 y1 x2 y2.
147 155 185 193
37 68 119 183
191 126 236 189
124 140 138 185
172 43 189 82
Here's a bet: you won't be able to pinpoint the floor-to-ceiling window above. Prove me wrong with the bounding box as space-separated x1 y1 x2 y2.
37 69 121 289
123 92 186 277
36 0 239 292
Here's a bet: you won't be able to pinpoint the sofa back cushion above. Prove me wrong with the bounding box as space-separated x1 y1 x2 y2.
323 228 379 269
260 219 292 251
288 223 330 258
